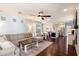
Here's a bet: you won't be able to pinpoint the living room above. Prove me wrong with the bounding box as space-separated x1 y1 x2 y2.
0 3 79 56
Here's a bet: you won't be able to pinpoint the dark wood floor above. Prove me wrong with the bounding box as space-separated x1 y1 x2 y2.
37 36 77 56
68 45 77 56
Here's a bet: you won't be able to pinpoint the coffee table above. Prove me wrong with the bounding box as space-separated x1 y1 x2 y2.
19 39 39 54
19 40 53 56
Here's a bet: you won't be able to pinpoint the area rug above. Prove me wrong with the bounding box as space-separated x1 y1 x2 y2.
21 40 53 56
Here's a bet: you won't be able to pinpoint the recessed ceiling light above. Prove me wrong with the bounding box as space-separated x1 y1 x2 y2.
64 9 68 12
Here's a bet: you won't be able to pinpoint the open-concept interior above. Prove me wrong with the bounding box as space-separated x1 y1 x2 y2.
0 3 79 56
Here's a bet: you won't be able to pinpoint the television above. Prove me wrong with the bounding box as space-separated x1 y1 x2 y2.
51 33 56 37
50 32 59 38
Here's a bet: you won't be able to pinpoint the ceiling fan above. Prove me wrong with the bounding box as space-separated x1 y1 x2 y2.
30 11 51 18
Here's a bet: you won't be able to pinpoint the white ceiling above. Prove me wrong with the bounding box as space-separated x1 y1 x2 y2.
0 3 77 24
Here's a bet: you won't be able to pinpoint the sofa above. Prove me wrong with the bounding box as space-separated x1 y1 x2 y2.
5 33 33 46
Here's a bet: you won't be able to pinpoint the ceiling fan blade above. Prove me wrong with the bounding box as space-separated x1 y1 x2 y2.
38 15 51 17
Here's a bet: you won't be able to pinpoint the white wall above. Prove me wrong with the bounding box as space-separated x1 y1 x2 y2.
77 6 79 50
43 23 53 33
23 19 33 33
0 12 28 34
77 28 79 55
75 5 79 55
